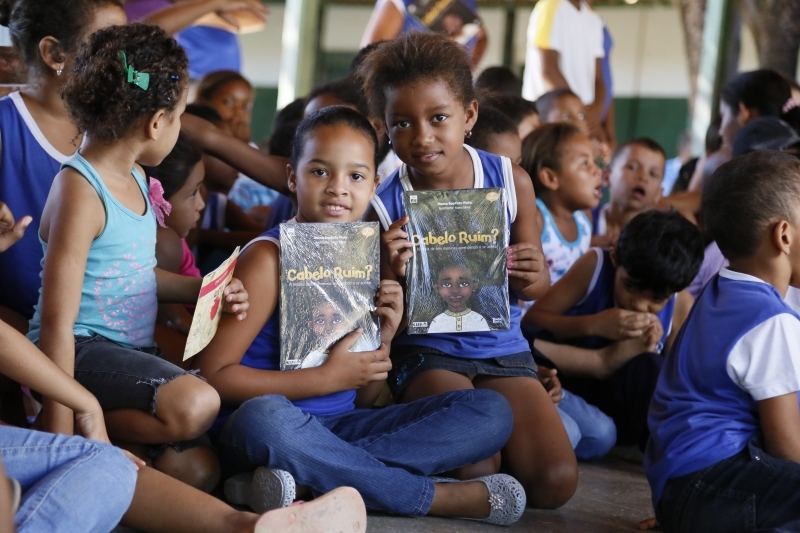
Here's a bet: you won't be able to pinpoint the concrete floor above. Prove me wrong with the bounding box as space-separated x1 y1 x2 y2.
113 452 653 533
368 456 653 532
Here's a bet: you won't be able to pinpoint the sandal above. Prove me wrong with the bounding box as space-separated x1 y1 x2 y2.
432 473 526 526
254 486 366 533
224 467 296 513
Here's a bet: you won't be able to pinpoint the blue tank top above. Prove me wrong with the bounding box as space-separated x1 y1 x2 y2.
537 198 592 285
561 247 674 351
646 271 800 505
27 154 158 349
213 224 356 432
0 92 72 318
371 145 529 359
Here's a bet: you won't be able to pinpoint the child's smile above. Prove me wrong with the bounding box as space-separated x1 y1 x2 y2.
384 79 477 186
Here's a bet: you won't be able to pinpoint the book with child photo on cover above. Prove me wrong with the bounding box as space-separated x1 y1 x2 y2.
406 0 480 45
403 188 510 335
279 222 381 370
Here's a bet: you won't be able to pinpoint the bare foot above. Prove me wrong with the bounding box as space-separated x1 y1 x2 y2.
638 516 659 530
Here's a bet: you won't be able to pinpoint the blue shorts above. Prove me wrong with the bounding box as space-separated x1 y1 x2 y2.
388 345 539 399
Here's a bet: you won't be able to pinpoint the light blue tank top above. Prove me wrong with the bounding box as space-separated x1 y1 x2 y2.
27 154 158 348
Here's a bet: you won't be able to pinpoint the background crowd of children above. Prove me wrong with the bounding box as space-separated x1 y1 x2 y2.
1 0 800 532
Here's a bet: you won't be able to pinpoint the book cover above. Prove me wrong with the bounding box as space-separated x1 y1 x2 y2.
280 222 381 371
406 0 480 46
183 246 240 361
403 188 509 335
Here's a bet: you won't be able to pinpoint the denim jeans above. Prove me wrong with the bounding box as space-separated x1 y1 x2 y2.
656 439 800 533
216 389 513 516
0 426 137 533
557 390 617 460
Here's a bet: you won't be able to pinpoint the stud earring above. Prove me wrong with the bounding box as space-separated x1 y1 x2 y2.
465 131 472 139
56 68 62 76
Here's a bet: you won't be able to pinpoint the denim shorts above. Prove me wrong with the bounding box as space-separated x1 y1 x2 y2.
388 345 539 398
71 335 207 456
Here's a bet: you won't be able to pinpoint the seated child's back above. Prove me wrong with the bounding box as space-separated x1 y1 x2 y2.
646 150 800 532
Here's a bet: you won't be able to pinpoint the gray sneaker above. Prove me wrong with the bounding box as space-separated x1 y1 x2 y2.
431 473 527 526
224 467 296 513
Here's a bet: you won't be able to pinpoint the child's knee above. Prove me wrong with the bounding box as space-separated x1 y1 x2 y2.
91 444 138 511
156 375 221 439
154 445 221 493
523 456 579 509
471 389 514 445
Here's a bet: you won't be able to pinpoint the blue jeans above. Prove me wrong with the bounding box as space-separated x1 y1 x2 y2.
216 389 513 516
557 390 617 460
656 439 800 532
0 426 137 533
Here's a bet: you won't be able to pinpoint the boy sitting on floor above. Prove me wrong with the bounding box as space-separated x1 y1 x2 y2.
646 150 800 532
523 210 703 448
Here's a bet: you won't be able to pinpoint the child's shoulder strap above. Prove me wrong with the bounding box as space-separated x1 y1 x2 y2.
575 247 604 306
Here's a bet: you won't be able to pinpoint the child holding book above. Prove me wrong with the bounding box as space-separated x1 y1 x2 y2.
196 105 526 525
646 150 800 532
0 200 367 533
525 210 704 448
592 138 666 248
26 24 248 489
362 32 578 508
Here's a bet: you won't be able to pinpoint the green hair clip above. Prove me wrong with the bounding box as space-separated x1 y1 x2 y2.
119 51 150 91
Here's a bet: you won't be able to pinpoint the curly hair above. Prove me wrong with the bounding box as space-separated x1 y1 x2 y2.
0 0 122 70
520 122 582 196
357 32 475 119
62 23 188 143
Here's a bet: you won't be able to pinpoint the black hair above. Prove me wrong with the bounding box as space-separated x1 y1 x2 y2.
291 105 380 171
269 118 301 158
274 97 307 131
62 23 188 142
475 66 522 96
141 132 202 200
349 41 385 76
703 150 800 260
520 122 582 196
482 94 538 127
535 88 580 121
705 115 723 153
184 103 222 125
610 137 667 168
306 76 370 118
357 32 475 119
194 70 252 102
722 69 800 134
0 0 122 71
616 210 704 301
465 105 518 153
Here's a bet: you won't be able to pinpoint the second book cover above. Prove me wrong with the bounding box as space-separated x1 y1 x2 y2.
403 188 510 335
279 222 381 370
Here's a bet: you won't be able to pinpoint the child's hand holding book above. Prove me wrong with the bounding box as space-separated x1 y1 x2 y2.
374 280 404 343
320 331 392 391
221 277 249 321
382 217 413 279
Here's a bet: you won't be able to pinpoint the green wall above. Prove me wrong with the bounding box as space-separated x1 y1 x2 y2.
251 86 690 159
614 97 689 158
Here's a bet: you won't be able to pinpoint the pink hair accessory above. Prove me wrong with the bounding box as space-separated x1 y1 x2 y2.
783 98 798 115
148 177 172 228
